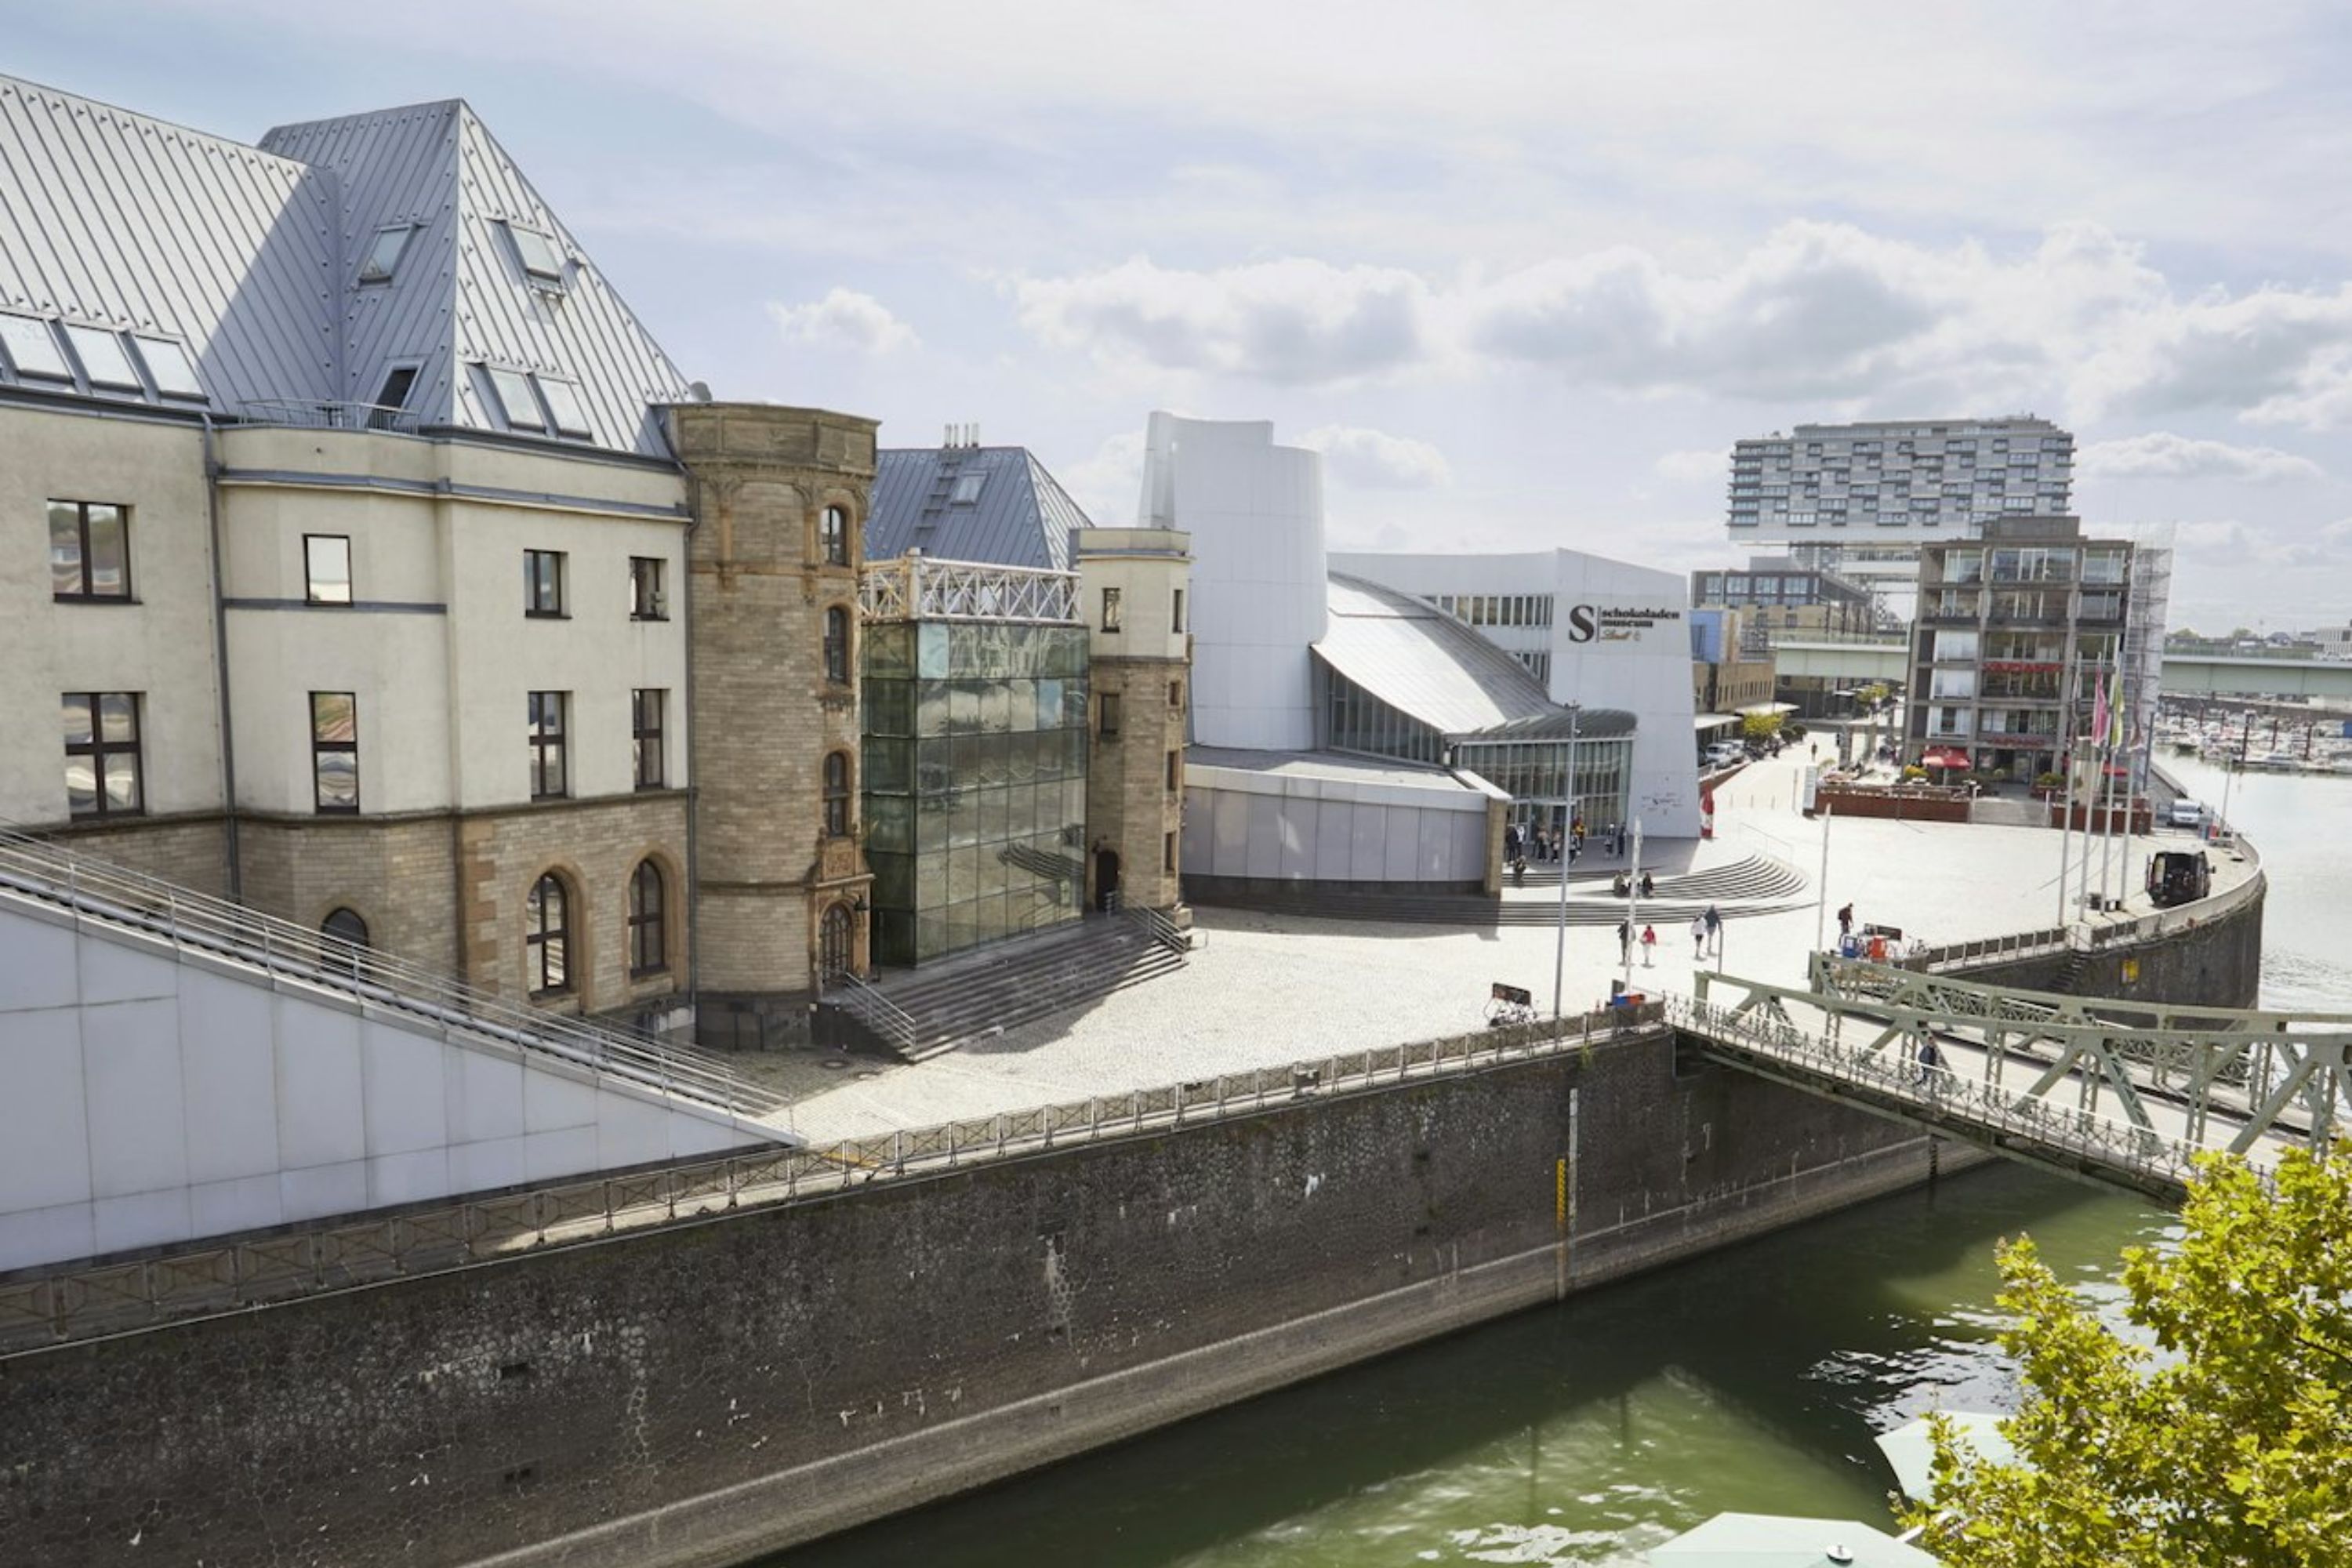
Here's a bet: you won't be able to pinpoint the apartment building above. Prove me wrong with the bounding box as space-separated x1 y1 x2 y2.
1690 558 1878 644
1726 418 2075 599
1906 516 2168 782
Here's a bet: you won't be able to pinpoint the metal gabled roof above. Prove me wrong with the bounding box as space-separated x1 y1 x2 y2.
0 77 337 408
0 73 688 457
1318 575 1632 742
869 446 1096 571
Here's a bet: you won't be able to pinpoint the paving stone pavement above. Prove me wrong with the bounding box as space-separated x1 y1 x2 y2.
753 748 2251 1142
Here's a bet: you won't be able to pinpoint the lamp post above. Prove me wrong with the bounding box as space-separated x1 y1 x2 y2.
1551 704 1581 1018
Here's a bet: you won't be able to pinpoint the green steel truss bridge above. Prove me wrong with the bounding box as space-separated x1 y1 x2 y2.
1669 957 2352 1203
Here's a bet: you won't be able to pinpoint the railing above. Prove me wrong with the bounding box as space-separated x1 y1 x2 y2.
0 1001 1669 1352
1910 925 2072 972
829 969 918 1054
859 553 1080 625
237 398 420 434
1126 903 1191 958
0 828 786 1122
1666 996 2201 1195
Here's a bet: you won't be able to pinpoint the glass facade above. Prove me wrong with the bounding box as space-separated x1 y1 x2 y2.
1318 664 1632 835
862 619 1092 966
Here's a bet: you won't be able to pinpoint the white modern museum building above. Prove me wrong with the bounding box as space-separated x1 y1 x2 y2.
1135 415 1700 898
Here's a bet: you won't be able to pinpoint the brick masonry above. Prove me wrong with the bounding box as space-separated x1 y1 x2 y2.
0 1024 1964 1568
35 813 231 898
1083 655 1187 909
670 405 877 1029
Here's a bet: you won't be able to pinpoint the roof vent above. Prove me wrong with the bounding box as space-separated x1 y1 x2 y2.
688 380 713 403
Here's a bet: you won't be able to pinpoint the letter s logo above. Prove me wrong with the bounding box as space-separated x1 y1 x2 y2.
1567 604 1598 643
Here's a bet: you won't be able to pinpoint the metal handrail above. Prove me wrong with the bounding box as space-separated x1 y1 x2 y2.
237 398 420 434
830 970 917 1053
1125 903 1190 957
0 829 785 1120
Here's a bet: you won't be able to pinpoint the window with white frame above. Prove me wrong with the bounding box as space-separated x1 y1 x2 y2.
130 336 202 398
359 225 416 283
504 223 566 285
483 365 544 430
63 325 140 390
535 376 592 438
0 312 70 379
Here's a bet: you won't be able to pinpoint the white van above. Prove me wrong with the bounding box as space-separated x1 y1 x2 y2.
1704 741 1747 768
2166 799 2206 829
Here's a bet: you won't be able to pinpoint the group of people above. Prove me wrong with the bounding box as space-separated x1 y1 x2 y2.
1504 818 1591 886
1615 904 1723 967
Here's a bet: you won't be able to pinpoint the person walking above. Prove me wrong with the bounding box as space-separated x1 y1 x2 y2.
1639 924 1657 967
1690 916 1708 957
1504 822 1522 863
1837 902 1854 940
1617 920 1631 962
1704 904 1722 955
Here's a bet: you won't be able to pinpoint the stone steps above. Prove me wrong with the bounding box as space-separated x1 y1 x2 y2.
860 917 1189 1061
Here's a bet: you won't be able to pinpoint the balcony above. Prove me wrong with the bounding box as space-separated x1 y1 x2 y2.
238 398 421 434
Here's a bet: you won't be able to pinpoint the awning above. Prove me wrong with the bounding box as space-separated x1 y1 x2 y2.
1695 713 1742 732
1646 1512 1941 1566
1922 748 1969 770
1875 1411 2014 1503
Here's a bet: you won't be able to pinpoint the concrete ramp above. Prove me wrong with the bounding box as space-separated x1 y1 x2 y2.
0 840 790 1274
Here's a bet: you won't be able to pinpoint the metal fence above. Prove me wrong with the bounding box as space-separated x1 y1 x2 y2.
0 828 786 1122
0 1002 1665 1355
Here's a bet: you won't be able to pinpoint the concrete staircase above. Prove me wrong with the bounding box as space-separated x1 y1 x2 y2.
1196 853 1809 927
833 912 1190 1062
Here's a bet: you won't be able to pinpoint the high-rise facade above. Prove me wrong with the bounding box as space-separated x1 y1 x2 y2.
1728 418 2075 594
1906 517 2167 784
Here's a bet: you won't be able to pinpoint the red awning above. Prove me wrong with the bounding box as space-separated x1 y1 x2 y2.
1922 748 1969 770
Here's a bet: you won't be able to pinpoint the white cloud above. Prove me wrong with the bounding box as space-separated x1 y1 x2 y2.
1008 223 2352 429
1653 448 1730 483
1014 257 1428 383
2077 433 2321 482
1297 425 1453 488
1054 429 1148 528
766 288 920 353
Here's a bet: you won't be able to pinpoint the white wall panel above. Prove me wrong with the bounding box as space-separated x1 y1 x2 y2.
82 1000 187 1200
0 1009 91 1210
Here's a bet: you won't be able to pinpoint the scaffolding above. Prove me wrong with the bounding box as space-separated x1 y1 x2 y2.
2122 530 2174 793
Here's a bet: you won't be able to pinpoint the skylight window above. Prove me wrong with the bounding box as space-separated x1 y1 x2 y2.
949 473 985 506
535 375 592 438
64 325 142 390
504 223 566 285
131 336 203 398
482 365 545 430
0 312 70 379
359 224 416 284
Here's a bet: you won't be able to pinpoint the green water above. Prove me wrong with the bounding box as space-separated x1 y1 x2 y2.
775 1168 2157 1567
771 750 2346 1567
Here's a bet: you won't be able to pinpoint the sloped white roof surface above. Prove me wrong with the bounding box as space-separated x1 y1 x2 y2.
0 75 688 456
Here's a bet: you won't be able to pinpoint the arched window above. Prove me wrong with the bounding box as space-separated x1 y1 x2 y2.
820 504 849 566
525 873 571 996
321 906 368 975
822 750 852 837
819 901 855 978
823 605 851 684
627 860 666 977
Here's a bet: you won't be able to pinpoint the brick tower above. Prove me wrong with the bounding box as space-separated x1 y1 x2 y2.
669 403 879 1045
1076 527 1192 913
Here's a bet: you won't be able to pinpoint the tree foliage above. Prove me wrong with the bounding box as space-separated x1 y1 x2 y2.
1904 1145 2352 1565
1742 711 1784 741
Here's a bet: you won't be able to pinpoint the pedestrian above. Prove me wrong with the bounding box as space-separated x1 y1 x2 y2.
1504 822 1521 862
1704 904 1722 953
1640 924 1657 967
1691 916 1707 956
1512 854 1526 888
1617 920 1631 960
1915 1038 1943 1084
1837 902 1854 939
1639 871 1655 898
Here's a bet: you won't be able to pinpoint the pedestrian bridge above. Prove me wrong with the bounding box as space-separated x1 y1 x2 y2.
1770 640 2352 702
1671 957 2350 1203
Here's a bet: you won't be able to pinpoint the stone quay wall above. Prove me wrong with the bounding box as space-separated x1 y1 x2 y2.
1 1025 1949 1568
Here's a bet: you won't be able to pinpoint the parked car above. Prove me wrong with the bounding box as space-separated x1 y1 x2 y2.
1703 742 1745 768
2166 799 2207 829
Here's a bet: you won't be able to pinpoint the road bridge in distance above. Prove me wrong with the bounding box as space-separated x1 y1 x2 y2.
1672 956 2349 1203
1772 639 2352 702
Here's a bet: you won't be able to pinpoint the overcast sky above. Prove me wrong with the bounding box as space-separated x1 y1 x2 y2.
12 1 2352 630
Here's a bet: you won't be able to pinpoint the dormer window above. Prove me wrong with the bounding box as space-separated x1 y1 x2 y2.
535 375 592 438
504 223 566 286
483 365 544 430
0 312 70 379
132 336 203 399
359 224 416 284
63 325 141 391
949 472 985 505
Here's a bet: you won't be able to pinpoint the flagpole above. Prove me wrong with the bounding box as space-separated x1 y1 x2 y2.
2056 617 2080 929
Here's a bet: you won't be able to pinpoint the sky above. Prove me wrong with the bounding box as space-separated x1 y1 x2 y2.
9 0 2352 632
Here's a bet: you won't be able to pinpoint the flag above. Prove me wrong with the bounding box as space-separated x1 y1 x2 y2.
2091 665 2111 748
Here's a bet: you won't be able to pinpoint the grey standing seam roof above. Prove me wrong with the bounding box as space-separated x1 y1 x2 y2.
1318 575 1633 742
0 74 688 456
869 446 1097 571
